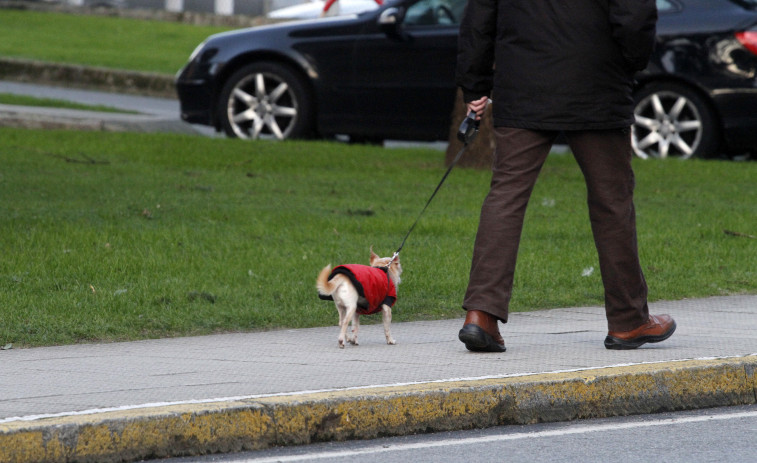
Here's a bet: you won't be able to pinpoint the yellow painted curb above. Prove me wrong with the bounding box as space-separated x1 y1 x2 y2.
2 356 755 463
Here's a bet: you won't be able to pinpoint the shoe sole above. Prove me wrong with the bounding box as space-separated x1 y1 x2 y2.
604 321 677 350
458 324 506 352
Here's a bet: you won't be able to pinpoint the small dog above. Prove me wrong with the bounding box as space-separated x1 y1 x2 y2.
316 248 402 348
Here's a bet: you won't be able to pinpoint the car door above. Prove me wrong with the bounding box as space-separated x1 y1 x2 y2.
347 0 463 140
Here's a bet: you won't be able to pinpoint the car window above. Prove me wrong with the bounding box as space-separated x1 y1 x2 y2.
404 0 466 26
658 0 757 13
728 0 757 10
657 0 682 13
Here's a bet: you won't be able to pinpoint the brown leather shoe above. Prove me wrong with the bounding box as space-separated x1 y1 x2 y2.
458 310 506 352
604 314 676 350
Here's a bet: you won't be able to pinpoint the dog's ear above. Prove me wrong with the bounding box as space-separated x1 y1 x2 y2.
370 245 379 265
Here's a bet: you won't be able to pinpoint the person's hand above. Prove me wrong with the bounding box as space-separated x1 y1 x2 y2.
466 96 489 120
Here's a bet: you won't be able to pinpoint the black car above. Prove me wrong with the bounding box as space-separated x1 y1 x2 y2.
176 0 757 159
635 0 757 158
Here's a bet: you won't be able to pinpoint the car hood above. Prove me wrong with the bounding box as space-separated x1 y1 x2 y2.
204 14 371 47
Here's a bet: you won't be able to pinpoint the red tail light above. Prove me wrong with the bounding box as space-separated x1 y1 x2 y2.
735 31 757 55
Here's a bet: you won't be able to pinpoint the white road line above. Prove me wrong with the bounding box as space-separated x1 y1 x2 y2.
239 409 757 462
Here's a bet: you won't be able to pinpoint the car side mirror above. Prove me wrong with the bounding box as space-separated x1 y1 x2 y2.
378 7 410 41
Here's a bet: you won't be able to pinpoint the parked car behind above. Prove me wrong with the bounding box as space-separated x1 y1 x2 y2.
635 0 757 158
176 0 757 159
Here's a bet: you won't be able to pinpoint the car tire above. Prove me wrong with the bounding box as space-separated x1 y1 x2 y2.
218 62 314 141
632 82 719 159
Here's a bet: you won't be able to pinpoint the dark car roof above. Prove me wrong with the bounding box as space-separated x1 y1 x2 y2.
660 0 757 34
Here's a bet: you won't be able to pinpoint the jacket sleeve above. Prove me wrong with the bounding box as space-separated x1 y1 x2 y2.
609 0 658 72
455 0 497 103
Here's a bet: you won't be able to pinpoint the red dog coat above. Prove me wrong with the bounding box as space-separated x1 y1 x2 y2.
318 264 396 315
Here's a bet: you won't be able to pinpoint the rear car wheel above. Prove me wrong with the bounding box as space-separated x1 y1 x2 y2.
632 83 719 159
218 62 314 140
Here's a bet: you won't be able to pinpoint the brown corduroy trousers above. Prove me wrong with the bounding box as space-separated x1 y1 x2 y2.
462 127 649 332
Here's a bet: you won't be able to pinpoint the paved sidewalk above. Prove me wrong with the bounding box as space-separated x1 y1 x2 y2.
1 295 756 463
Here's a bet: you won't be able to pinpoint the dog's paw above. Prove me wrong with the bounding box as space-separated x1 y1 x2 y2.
338 339 345 348
387 338 396 345
348 338 359 346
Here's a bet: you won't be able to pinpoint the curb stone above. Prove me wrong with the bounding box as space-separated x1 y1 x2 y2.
0 58 176 99
1 356 755 463
0 103 202 134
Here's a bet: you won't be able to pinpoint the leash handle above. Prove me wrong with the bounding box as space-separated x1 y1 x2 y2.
457 110 480 144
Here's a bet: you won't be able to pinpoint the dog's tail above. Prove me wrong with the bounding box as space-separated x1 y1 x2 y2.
316 265 335 296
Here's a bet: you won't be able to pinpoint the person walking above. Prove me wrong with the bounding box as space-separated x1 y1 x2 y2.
455 0 676 352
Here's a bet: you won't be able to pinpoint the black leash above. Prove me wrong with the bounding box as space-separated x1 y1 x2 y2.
385 111 481 266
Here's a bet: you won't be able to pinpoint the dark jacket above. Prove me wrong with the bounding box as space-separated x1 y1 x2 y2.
456 0 657 130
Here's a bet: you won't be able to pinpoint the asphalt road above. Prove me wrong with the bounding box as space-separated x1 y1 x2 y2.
0 80 219 138
160 405 757 463
0 80 450 148
0 81 178 117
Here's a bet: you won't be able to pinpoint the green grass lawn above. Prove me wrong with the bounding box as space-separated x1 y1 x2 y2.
1 128 755 348
0 9 230 74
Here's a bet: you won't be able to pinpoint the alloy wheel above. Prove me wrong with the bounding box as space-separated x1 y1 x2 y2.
226 71 299 140
632 90 704 159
